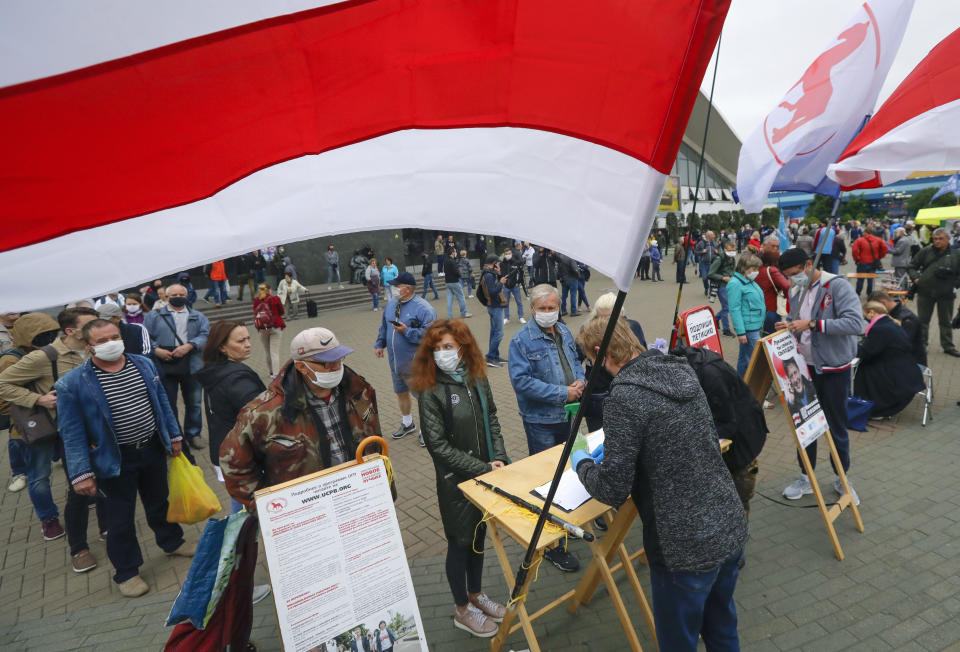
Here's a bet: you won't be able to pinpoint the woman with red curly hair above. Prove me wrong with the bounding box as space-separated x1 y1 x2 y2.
411 319 509 638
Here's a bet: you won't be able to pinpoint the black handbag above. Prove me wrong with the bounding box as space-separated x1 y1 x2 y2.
156 314 192 377
10 345 60 446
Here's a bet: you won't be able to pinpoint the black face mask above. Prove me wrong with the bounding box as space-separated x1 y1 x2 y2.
168 296 188 308
178 277 190 285
31 330 59 348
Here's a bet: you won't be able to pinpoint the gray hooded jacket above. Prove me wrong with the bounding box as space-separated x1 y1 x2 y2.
577 351 747 572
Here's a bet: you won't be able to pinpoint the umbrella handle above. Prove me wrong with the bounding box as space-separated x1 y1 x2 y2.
355 435 389 462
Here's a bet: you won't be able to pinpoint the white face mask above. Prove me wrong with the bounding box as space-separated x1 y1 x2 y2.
434 348 461 372
746 271 759 281
534 310 559 328
503 253 512 260
300 364 343 389
725 250 736 257
93 339 125 362
790 272 810 287
125 304 141 315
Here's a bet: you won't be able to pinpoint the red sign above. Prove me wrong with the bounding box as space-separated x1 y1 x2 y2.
673 305 723 355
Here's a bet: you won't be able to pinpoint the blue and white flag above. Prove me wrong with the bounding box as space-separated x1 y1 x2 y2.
777 212 791 253
736 0 913 212
931 173 960 202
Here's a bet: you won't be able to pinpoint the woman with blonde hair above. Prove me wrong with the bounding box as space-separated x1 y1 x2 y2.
854 301 925 419
411 320 508 638
252 283 285 378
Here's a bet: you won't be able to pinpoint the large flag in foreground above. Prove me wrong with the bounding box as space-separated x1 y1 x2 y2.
0 0 728 310
828 28 960 190
736 0 913 212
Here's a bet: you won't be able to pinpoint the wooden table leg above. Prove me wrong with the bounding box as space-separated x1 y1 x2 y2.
796 436 845 561
583 523 644 652
570 501 638 610
828 433 865 533
488 523 541 652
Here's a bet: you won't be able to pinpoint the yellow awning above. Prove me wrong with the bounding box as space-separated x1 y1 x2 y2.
915 206 960 225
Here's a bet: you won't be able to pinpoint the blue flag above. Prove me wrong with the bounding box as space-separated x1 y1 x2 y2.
777 212 791 253
931 173 960 203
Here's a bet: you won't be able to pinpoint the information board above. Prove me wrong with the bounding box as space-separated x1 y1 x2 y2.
256 459 427 652
763 330 828 448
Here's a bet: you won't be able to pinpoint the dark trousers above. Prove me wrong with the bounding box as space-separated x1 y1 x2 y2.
100 440 184 583
58 437 106 555
854 263 876 295
916 293 956 352
639 258 650 279
161 372 203 440
797 368 851 475
446 535 485 607
561 279 578 315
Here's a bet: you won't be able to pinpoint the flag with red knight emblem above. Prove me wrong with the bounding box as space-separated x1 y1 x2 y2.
0 0 729 310
736 0 913 212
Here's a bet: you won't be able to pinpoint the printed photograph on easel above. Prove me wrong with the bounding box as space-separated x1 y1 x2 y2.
763 331 829 448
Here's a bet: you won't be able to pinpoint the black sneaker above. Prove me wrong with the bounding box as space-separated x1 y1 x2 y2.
486 359 503 368
593 517 608 532
722 329 735 337
544 545 580 573
391 423 416 439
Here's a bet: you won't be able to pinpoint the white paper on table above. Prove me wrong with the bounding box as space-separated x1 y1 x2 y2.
532 468 593 512
585 429 604 453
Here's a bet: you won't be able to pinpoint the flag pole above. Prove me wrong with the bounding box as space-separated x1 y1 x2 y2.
509 289 627 603
796 194 843 307
670 32 722 341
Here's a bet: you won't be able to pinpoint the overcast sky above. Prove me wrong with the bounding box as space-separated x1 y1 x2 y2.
703 1 960 141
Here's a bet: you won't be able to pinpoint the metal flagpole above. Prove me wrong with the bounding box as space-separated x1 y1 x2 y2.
795 194 843 308
670 32 722 342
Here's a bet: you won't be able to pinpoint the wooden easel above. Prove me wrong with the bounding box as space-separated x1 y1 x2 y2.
744 333 864 561
459 445 656 652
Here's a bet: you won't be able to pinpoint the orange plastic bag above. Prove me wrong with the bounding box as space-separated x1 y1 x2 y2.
167 455 222 524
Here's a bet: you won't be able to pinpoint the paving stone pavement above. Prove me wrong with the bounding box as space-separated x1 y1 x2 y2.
3 261 960 651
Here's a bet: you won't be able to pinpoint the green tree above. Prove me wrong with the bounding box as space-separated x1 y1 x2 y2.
838 193 870 223
760 207 780 228
906 186 957 216
665 212 680 241
805 194 835 221
389 611 408 634
702 213 720 233
686 212 701 232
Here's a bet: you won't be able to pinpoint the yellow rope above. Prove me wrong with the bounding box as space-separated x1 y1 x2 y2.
472 509 496 554
365 454 394 488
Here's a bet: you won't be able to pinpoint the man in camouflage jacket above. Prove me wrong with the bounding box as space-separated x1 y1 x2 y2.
220 328 381 509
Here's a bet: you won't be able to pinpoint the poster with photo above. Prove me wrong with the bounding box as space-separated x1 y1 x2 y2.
255 459 428 652
764 331 829 448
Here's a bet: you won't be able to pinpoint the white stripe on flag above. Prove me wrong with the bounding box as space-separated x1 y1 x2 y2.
0 0 344 87
0 127 664 311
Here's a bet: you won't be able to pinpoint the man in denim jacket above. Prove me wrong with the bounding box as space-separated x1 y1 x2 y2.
508 284 585 572
56 319 193 597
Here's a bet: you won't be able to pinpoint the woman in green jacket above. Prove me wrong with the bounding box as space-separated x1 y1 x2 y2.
708 240 738 336
726 253 767 377
411 319 509 639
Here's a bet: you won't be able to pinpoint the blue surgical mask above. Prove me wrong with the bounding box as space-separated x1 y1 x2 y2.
790 272 810 288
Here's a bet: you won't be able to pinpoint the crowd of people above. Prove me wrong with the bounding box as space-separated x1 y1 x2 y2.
2 219 959 650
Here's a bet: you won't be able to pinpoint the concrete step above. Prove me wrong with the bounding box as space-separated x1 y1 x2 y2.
194 277 455 322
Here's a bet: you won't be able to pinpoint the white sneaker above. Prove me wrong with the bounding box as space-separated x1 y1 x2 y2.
762 400 773 409
338 284 344 289
252 583 272 605
503 318 509 325
7 474 26 492
327 286 332 290
783 475 813 500
519 317 527 324
834 476 860 506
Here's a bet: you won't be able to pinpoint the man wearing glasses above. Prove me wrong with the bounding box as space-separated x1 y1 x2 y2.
220 328 382 510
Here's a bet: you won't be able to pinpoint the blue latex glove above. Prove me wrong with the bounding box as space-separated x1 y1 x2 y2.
570 449 592 471
590 443 604 464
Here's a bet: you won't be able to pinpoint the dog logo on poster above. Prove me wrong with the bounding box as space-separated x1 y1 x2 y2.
266 497 288 514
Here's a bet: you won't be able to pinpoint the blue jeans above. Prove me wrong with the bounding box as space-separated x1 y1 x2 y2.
25 438 58 521
487 307 504 361
522 420 570 455
823 256 840 274
504 286 524 320
207 280 228 303
253 269 266 285
716 286 730 330
649 548 744 652
561 280 578 315
855 262 876 295
327 264 341 285
422 273 439 298
527 265 534 287
736 330 760 377
763 310 780 336
161 372 203 440
9 438 29 476
699 262 712 293
447 282 468 317
577 280 590 308
460 277 475 296
371 291 379 309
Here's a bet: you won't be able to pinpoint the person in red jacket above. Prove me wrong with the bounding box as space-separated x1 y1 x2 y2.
756 260 791 335
851 227 889 295
252 283 286 378
208 260 230 307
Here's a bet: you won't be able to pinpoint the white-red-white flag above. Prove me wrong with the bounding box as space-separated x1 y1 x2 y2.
0 0 728 310
828 27 960 189
736 0 913 212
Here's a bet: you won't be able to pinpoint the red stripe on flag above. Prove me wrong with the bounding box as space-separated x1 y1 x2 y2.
837 26 960 165
0 0 727 253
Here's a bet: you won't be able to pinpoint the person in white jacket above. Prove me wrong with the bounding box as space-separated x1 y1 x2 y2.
276 272 308 319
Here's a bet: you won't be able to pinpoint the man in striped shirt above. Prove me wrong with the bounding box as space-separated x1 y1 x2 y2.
56 319 194 598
